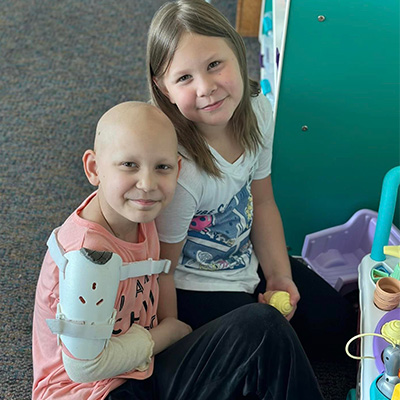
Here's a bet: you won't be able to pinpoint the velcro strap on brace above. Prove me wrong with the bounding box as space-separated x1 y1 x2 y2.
47 228 68 273
47 228 171 277
120 258 171 280
46 309 116 340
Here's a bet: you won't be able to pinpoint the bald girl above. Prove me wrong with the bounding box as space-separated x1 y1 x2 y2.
81 101 181 243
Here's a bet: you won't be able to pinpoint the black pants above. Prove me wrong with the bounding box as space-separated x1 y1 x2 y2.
107 304 323 400
177 256 357 362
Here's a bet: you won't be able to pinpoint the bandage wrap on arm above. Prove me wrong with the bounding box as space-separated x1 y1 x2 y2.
45 228 170 381
62 323 154 383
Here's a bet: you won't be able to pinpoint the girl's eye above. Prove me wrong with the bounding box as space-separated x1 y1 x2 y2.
177 74 191 83
208 61 220 69
122 162 137 168
157 164 171 171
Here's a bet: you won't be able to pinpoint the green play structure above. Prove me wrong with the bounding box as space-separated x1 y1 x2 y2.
271 0 400 254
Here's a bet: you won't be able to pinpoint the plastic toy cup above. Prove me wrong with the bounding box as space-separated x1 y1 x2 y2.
374 277 400 311
264 290 293 316
381 320 400 345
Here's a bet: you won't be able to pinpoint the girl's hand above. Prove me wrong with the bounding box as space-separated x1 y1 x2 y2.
150 317 192 355
162 317 193 340
257 275 300 321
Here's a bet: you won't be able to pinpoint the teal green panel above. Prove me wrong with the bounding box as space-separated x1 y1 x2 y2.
272 0 400 254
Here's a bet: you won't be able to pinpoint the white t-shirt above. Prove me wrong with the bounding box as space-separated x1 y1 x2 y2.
156 94 274 293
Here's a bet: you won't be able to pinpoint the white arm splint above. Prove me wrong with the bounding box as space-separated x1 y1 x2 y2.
45 228 170 360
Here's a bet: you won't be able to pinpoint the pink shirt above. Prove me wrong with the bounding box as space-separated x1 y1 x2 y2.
32 192 160 399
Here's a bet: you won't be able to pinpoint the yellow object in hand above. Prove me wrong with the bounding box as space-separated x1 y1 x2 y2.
264 291 293 316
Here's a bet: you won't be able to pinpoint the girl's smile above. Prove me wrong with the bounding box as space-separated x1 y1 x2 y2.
130 198 159 208
200 98 226 112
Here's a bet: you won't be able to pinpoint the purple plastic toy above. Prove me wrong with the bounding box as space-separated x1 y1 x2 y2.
301 209 400 295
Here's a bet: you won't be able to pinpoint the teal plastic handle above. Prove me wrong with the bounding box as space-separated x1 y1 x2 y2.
371 166 400 261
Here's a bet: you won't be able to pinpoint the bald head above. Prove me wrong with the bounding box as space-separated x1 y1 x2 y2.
81 100 181 232
94 101 176 154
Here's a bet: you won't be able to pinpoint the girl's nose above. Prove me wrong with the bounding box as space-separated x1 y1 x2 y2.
136 171 157 192
197 75 217 97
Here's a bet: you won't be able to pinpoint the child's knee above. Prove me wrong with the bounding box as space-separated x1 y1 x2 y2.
221 304 302 360
227 303 290 336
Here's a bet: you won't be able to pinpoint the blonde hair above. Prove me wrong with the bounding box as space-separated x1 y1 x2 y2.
147 0 262 177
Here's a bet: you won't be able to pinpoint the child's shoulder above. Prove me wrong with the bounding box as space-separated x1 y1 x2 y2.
55 209 110 254
56 216 102 252
178 145 203 174
179 148 209 178
251 94 273 136
251 93 273 116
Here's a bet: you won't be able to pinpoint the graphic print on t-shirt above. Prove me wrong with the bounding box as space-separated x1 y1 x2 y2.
181 183 253 271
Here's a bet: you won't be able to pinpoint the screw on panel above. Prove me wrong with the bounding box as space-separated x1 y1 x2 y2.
318 15 326 22
301 126 308 132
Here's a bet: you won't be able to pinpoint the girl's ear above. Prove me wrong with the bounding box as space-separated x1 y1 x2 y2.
176 156 182 180
82 149 100 186
153 77 175 104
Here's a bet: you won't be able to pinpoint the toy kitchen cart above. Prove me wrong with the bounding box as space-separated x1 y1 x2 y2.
358 166 400 399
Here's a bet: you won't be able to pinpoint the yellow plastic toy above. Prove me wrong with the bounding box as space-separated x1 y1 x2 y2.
384 245 400 259
264 291 293 316
392 383 400 400
381 320 400 346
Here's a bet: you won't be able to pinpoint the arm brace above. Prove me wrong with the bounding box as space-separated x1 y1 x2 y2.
63 323 154 383
45 230 170 362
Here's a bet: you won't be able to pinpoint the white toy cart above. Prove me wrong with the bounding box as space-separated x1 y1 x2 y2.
357 166 400 400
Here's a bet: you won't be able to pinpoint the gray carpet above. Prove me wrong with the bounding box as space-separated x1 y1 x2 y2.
0 1 355 398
